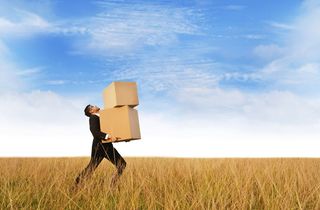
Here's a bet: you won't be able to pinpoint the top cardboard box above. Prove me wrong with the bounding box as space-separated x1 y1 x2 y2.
103 81 139 108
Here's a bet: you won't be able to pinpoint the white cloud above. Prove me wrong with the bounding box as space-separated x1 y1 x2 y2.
104 55 262 97
223 5 246 11
0 90 83 124
0 49 24 92
0 65 22 92
0 40 9 54
296 63 319 74
301 0 320 10
290 6 320 60
1 87 320 157
0 0 54 19
2 0 320 157
260 57 320 87
0 8 87 39
79 2 202 54
268 21 295 30
15 66 44 76
0 41 43 93
253 44 284 60
243 34 265 40
46 80 69 85
173 87 320 125
130 86 319 157
116 97 320 157
106 58 221 94
255 0 320 92
0 90 91 157
0 46 104 157
174 87 245 111
0 10 52 38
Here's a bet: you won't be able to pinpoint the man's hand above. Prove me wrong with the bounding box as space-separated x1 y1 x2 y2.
111 136 118 141
107 134 118 142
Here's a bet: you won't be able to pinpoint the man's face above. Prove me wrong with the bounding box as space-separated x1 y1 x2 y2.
89 105 100 114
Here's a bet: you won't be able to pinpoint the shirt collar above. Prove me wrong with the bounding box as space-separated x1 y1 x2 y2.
93 113 100 117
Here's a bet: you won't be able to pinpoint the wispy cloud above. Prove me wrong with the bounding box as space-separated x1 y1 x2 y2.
242 34 265 40
223 5 246 11
79 2 203 54
0 90 91 156
15 67 44 76
257 1 320 92
0 40 43 92
0 10 52 38
268 21 295 30
174 87 320 126
46 80 69 85
0 63 22 93
105 58 220 93
0 40 9 54
0 42 23 92
253 44 284 60
0 8 88 39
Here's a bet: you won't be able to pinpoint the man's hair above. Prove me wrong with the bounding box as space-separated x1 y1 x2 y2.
84 104 92 117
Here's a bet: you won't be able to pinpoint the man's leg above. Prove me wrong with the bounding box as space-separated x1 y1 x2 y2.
102 143 126 186
75 142 104 185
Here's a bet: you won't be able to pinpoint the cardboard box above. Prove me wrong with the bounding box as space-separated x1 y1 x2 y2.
99 105 141 142
103 81 139 108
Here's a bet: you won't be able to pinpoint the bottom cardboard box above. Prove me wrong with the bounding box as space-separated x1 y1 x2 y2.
99 105 141 141
101 138 140 143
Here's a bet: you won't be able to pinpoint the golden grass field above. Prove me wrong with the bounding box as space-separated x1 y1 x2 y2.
0 158 320 209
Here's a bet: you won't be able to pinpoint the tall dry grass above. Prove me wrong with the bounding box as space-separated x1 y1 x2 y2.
0 158 319 209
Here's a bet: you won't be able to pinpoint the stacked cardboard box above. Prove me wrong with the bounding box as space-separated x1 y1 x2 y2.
100 81 141 142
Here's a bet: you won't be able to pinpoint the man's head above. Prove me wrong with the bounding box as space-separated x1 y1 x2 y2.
84 104 100 117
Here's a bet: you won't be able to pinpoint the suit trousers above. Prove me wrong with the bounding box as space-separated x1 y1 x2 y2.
76 140 126 184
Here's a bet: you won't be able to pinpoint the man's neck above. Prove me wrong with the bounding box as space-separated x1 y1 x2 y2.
93 112 100 117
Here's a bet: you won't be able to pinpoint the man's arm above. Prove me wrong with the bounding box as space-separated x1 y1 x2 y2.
89 115 108 140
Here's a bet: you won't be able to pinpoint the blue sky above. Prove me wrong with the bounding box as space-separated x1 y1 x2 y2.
1 0 320 157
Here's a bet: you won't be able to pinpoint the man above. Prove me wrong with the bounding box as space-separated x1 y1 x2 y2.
75 104 126 187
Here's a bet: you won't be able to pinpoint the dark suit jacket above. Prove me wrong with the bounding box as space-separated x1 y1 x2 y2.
89 114 107 141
